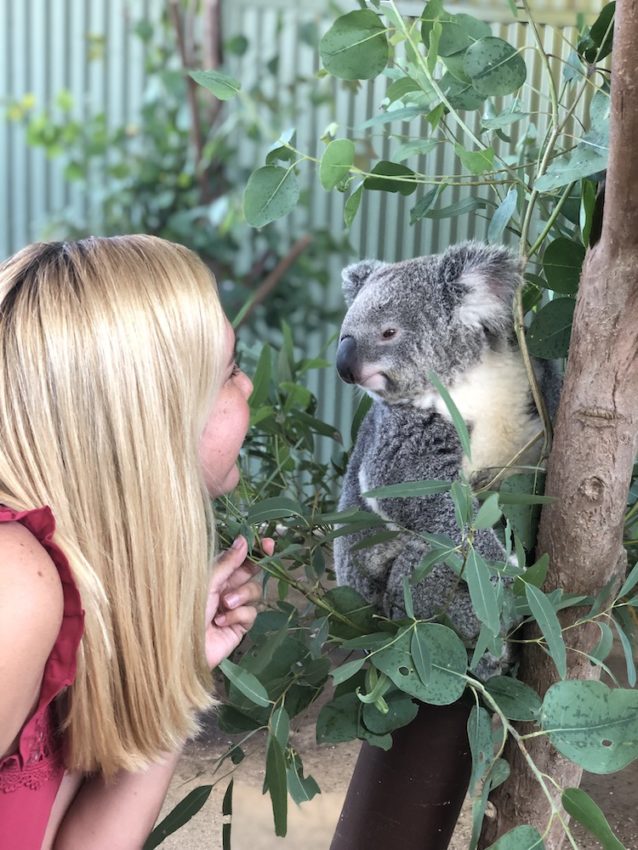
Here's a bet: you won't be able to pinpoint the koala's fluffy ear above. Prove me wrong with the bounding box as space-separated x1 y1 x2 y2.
441 242 524 334
342 260 385 306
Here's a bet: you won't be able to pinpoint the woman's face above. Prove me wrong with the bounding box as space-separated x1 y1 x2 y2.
199 320 253 497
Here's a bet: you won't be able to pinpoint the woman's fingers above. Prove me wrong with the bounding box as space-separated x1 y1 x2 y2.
221 578 261 610
214 603 259 629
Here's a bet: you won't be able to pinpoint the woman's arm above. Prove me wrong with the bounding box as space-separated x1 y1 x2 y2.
0 521 63 758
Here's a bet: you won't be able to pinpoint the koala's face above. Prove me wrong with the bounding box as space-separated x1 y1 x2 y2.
336 243 522 405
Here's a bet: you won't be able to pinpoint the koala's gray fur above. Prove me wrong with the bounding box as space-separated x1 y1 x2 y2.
334 241 560 679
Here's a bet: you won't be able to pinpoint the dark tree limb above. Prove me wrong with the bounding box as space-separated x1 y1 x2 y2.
480 1 638 846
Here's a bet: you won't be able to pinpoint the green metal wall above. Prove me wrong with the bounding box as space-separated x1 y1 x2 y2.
1 0 601 447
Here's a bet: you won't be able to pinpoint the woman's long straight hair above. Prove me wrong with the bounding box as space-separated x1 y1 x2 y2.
0 235 227 775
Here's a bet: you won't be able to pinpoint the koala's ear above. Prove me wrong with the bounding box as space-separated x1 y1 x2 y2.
342 260 384 306
441 241 524 333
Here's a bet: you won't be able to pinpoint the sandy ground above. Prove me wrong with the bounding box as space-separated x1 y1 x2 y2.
155 655 638 850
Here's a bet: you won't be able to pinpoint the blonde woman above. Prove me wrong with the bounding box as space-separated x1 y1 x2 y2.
0 235 273 849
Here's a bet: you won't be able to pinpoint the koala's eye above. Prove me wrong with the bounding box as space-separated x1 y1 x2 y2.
382 328 397 340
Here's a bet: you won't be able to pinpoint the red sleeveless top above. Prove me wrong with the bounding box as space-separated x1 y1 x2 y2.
0 504 84 850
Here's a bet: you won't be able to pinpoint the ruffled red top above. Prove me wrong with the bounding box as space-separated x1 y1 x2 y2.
0 504 84 850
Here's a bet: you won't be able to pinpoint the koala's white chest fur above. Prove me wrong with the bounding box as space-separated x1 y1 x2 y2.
417 349 542 481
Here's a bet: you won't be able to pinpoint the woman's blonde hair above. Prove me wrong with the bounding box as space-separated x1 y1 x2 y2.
0 235 227 775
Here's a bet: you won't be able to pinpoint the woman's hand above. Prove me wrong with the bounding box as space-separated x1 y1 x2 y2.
204 535 274 669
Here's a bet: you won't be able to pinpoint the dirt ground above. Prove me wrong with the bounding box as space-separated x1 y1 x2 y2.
156 654 638 850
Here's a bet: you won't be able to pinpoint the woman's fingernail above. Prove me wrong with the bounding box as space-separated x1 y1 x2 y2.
215 614 226 625
224 594 240 609
232 536 244 549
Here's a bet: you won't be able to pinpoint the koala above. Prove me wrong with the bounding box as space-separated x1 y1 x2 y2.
333 242 560 679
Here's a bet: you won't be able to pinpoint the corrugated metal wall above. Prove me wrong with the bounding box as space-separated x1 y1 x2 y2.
0 0 158 259
1 0 602 448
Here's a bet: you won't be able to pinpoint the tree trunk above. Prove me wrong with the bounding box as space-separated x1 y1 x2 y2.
480 1 638 846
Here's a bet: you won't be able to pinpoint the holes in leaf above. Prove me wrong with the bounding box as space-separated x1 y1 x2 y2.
602 739 613 748
398 665 410 676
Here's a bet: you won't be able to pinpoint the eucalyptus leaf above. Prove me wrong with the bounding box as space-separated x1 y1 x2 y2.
487 188 517 243
463 37 527 97
189 69 241 100
466 548 501 637
372 623 468 705
438 14 492 57
143 786 213 849
474 493 502 529
331 657 366 685
344 183 364 228
541 680 638 773
429 371 472 460
320 139 355 190
485 825 545 850
364 479 450 498
542 238 585 295
245 496 305 525
486 676 542 721
526 297 575 359
271 706 290 749
364 161 417 195
467 705 494 794
219 659 272 707
455 144 495 175
525 585 567 678
320 10 389 80
561 787 626 850
265 736 288 836
244 165 300 227
362 692 419 734
394 138 438 162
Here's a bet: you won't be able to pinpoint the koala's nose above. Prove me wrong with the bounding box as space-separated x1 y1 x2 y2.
336 335 358 384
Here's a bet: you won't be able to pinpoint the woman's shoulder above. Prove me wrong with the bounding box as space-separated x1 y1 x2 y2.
0 520 64 757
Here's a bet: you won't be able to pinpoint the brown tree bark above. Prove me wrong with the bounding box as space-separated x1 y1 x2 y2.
480 1 638 846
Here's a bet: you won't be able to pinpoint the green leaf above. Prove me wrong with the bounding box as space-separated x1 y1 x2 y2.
463 37 527 97
467 705 494 794
323 586 378 639
428 371 472 460
386 77 422 103
542 238 585 295
499 473 546 551
561 787 626 850
271 706 290 749
583 2 616 62
410 185 444 224
317 692 361 743
514 553 549 596
411 545 458 584
265 736 288 836
441 73 486 111
363 479 450 498
222 780 233 850
590 621 615 664
618 560 638 598
394 138 438 162
487 188 517 244
612 616 637 687
320 138 355 190
219 659 272 707
411 626 432 683
438 14 492 57
286 761 320 805
485 676 542 721
331 657 367 686
425 196 491 220
485 825 545 850
466 548 501 637
320 10 389 80
455 143 495 175
474 493 502 529
249 345 272 408
351 530 400 552
189 69 241 100
362 692 419 734
344 182 364 227
245 497 305 524
143 785 213 849
525 584 567 678
364 161 417 195
526 297 575 359
244 165 300 227
372 623 468 705
265 128 297 165
541 680 638 773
